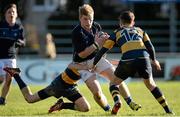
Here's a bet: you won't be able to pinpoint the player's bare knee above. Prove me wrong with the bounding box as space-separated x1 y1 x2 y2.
25 96 35 103
79 105 90 112
144 79 156 91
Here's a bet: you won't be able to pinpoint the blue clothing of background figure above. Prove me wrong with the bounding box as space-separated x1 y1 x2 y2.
0 3 25 105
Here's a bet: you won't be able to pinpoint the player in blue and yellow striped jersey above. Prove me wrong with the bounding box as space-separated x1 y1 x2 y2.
93 10 174 115
3 63 90 113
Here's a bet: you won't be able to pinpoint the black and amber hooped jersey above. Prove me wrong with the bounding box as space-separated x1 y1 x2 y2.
103 26 151 60
61 68 81 85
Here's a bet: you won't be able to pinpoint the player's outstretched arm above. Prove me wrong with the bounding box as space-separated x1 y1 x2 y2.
93 47 109 67
68 62 89 70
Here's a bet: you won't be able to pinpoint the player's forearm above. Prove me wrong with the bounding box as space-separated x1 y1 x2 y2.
144 41 156 60
78 43 98 58
93 47 109 66
68 63 88 70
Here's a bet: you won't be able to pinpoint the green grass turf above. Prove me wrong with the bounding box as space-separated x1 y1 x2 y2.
0 81 179 116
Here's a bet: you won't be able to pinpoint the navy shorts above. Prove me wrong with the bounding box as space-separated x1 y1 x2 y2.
43 74 82 102
114 58 152 80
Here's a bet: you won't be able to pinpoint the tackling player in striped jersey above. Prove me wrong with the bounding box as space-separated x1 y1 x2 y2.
3 63 90 113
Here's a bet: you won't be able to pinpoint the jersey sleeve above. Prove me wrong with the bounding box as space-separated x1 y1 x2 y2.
93 22 102 32
72 30 86 53
102 32 116 49
15 24 26 47
143 32 156 60
19 24 25 40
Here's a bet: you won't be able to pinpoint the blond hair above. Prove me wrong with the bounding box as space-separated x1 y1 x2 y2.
79 4 94 19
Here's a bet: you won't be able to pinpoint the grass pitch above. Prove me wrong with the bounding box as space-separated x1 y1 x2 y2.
0 81 179 116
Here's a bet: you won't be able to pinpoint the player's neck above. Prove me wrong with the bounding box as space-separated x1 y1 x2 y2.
121 24 133 28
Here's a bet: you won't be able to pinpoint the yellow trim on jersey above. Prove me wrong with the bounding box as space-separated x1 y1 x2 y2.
61 72 76 85
71 68 80 76
116 31 121 41
103 40 115 49
143 33 150 42
135 27 144 36
121 41 146 53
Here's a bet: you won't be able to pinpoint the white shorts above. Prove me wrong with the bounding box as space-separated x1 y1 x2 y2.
78 57 113 81
0 59 16 77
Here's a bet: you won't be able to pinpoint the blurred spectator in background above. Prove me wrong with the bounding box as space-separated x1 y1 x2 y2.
159 3 170 18
45 33 56 59
0 3 25 105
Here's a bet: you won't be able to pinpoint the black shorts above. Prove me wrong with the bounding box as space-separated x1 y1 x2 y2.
114 58 152 80
43 74 82 102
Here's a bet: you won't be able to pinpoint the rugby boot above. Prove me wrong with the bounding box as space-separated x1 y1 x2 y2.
3 67 21 76
111 101 121 115
166 111 175 115
0 97 6 105
165 108 175 115
48 98 64 113
129 101 142 111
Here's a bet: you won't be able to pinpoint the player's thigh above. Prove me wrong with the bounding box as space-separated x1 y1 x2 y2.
85 74 103 95
79 70 95 82
74 96 90 112
137 58 152 79
95 57 114 73
143 77 157 91
4 59 16 80
0 59 16 78
111 74 124 85
43 76 65 98
4 59 17 68
114 61 135 80
100 67 114 81
94 57 115 81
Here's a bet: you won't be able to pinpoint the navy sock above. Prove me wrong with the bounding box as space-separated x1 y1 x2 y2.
103 104 110 111
14 74 27 89
151 87 171 113
109 85 121 103
0 97 5 102
124 97 132 105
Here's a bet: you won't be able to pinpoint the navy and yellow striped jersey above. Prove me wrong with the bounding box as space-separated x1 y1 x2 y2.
103 26 151 60
61 67 81 85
